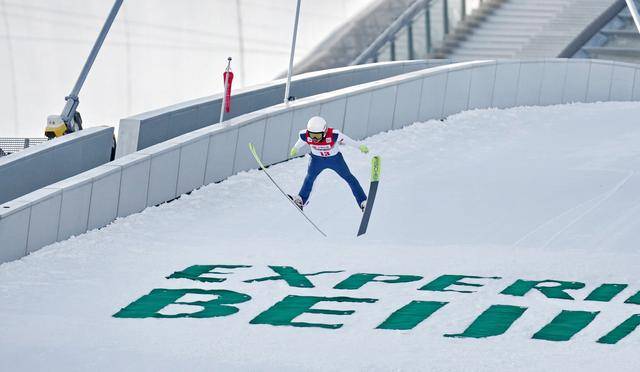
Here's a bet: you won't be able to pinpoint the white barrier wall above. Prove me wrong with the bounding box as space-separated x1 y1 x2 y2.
2 59 639 264
0 127 114 204
115 60 450 158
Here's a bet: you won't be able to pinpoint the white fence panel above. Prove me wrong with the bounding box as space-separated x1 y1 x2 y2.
393 79 423 129
468 63 497 110
5 59 640 265
610 65 636 101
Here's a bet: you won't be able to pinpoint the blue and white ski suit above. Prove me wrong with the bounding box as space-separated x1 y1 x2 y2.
292 128 367 206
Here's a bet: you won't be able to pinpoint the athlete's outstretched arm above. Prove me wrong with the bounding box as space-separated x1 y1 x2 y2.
292 137 307 151
289 135 308 157
337 131 369 153
337 131 361 148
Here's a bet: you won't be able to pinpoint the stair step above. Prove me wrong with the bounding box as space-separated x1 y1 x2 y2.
434 0 613 60
457 41 525 50
603 38 640 48
491 9 566 18
478 25 544 33
493 6 566 13
450 53 516 59
601 29 640 37
471 26 540 34
499 4 567 12
452 47 519 56
583 46 640 56
500 2 570 7
465 35 532 43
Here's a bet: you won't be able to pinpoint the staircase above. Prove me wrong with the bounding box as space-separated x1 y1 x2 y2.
437 0 615 59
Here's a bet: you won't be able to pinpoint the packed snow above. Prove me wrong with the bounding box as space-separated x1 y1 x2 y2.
1 102 639 371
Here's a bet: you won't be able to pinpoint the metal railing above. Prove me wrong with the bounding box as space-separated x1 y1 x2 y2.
352 0 484 65
568 0 640 63
0 138 48 156
559 0 626 58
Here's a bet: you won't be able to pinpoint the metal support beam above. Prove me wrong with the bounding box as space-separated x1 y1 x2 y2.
60 0 123 129
284 0 302 103
408 24 415 59
390 39 397 61
443 0 450 34
426 7 432 53
625 0 640 34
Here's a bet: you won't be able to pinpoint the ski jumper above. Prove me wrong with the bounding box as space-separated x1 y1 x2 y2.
292 128 367 205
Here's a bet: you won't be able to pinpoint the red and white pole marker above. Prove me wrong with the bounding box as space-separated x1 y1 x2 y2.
219 57 235 123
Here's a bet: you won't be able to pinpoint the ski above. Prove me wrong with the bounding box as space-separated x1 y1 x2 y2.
248 143 327 237
357 156 381 236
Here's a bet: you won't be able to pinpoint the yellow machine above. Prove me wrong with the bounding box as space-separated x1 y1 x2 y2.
44 115 67 139
45 112 82 139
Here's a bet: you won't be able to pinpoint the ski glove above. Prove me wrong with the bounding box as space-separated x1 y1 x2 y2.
290 147 298 157
359 144 369 154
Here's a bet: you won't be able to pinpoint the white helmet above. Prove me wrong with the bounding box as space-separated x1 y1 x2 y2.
307 116 327 133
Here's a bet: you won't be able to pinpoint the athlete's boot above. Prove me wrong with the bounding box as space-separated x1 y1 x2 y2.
288 194 304 211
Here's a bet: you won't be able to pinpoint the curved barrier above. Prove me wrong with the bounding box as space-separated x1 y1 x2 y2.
3 58 639 264
116 60 454 158
0 127 114 205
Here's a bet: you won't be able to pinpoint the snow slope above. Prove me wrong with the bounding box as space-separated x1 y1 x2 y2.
1 102 640 371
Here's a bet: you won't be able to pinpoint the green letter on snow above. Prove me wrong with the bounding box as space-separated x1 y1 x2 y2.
597 314 640 345
244 266 343 288
377 301 448 330
501 279 585 300
250 295 377 329
334 273 423 290
419 275 502 293
532 310 599 342
113 289 251 318
584 284 628 302
625 291 640 305
444 305 527 339
167 265 251 283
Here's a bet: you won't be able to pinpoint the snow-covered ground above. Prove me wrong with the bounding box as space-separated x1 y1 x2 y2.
1 102 640 371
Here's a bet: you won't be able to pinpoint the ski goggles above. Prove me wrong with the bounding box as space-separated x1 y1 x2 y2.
308 131 324 141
